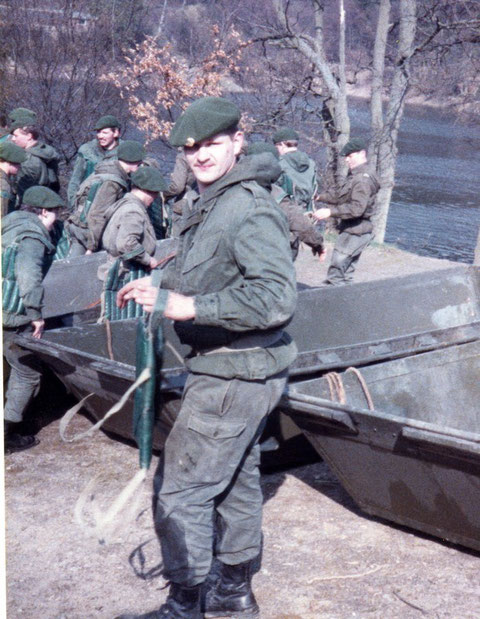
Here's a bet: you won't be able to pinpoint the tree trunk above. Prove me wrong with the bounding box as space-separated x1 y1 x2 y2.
474 227 480 266
373 0 417 243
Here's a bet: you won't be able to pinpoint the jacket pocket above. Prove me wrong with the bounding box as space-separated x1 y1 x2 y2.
181 230 222 274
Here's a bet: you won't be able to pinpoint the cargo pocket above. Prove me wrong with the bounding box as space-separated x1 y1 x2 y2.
188 413 246 440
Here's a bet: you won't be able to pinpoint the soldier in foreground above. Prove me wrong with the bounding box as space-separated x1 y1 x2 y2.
313 138 380 285
67 114 121 208
0 142 27 216
2 186 63 453
273 126 318 212
116 97 297 618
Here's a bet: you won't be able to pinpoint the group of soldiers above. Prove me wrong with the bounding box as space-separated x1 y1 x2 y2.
2 98 380 618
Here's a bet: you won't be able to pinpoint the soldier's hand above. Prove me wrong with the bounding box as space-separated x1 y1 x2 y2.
164 292 196 321
313 207 331 221
31 319 45 339
117 276 154 309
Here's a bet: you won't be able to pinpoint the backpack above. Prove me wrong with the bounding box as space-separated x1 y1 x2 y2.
279 156 317 212
71 172 128 226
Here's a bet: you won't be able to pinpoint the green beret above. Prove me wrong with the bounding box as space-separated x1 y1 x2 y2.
94 115 121 131
246 141 279 159
0 142 27 164
8 108 37 124
131 167 167 192
340 138 367 156
170 97 241 148
23 186 64 209
272 127 299 143
117 140 146 163
9 118 36 133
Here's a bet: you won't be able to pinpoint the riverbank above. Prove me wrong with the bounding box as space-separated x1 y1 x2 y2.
5 244 478 619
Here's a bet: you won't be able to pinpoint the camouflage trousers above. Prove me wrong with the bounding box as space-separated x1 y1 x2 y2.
325 231 372 285
3 326 42 423
152 370 287 586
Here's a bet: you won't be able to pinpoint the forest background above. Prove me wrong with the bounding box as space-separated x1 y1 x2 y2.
0 0 479 252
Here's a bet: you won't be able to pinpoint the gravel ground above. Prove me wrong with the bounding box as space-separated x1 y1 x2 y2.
5 242 480 619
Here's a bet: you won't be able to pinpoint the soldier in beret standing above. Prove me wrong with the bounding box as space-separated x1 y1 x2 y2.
0 142 27 216
2 186 64 453
116 97 297 618
313 138 380 285
67 114 122 208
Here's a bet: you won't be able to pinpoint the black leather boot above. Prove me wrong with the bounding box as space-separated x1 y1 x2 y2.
116 582 202 619
203 560 260 618
4 421 39 454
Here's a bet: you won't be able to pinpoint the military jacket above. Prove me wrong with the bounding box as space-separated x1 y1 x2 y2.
101 192 156 266
14 142 60 206
67 138 120 208
318 163 380 235
164 151 195 200
161 155 298 380
2 211 55 327
0 170 14 217
83 159 130 251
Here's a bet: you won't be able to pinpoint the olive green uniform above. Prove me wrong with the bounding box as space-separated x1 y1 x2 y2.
99 191 157 278
1 169 15 217
67 159 129 255
153 153 297 586
14 142 60 207
319 162 380 284
2 210 55 422
279 150 318 212
67 138 120 208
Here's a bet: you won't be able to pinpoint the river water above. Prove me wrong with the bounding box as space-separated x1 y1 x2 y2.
350 99 480 264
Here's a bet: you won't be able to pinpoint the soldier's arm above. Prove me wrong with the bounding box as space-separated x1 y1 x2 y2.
15 237 46 322
278 195 324 250
67 154 87 208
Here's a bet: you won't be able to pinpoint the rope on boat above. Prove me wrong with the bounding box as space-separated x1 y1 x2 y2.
325 367 374 411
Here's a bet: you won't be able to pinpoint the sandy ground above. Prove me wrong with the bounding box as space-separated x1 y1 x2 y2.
5 242 480 619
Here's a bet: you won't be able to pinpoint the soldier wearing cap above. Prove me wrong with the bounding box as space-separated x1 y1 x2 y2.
9 120 61 207
313 137 380 285
116 97 297 619
2 186 63 453
273 126 318 212
67 114 122 208
0 142 27 216
246 141 325 261
67 140 146 256
99 166 167 279
0 107 37 144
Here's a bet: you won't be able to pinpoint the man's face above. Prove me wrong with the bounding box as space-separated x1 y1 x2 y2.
184 131 243 191
7 162 20 175
96 127 120 150
345 150 366 171
40 209 57 231
11 129 31 149
119 160 141 174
